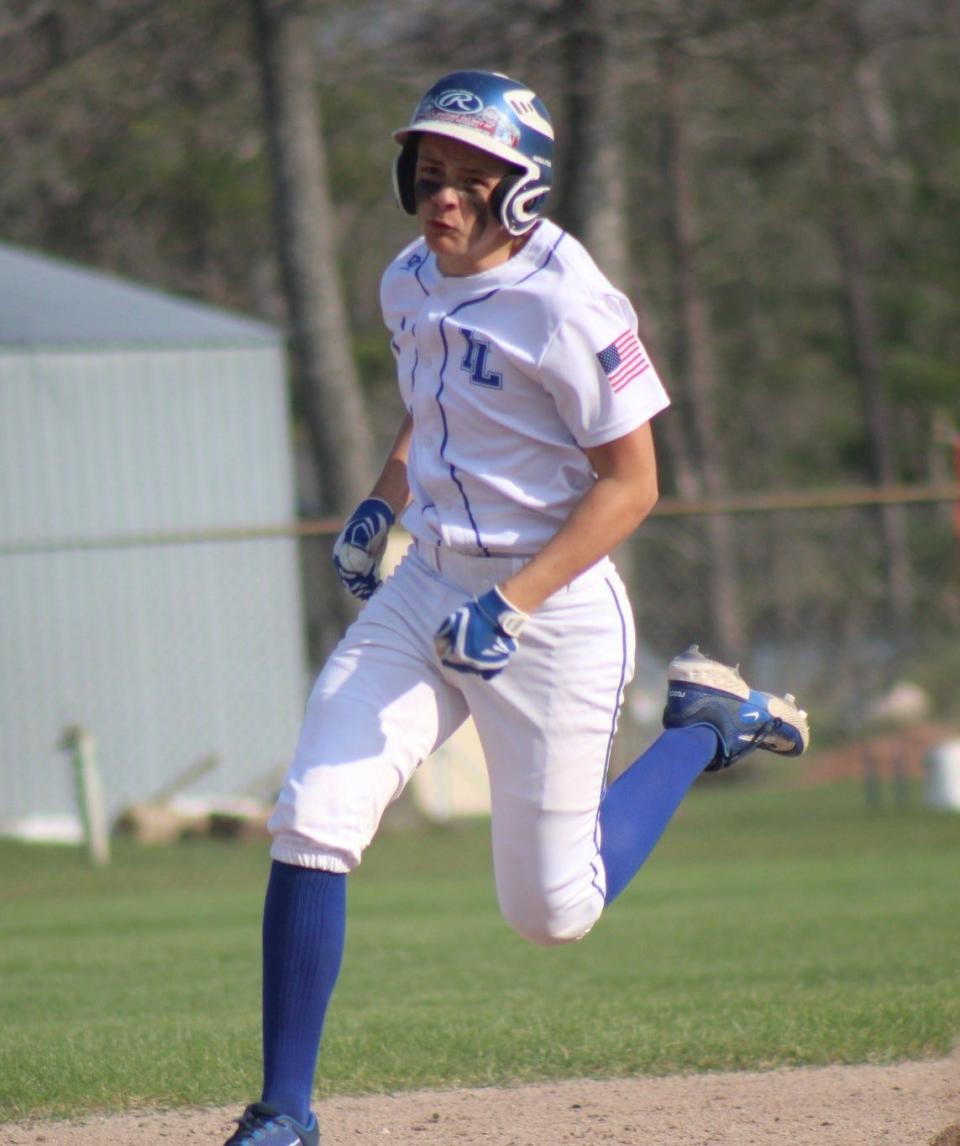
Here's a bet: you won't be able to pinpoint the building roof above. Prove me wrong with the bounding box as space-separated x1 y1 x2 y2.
0 240 281 349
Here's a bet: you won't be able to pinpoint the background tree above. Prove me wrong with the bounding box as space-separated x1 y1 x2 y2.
250 0 375 513
250 0 378 642
1 0 957 699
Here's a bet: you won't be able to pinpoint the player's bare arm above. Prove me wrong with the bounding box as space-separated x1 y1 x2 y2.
368 412 413 517
498 420 659 615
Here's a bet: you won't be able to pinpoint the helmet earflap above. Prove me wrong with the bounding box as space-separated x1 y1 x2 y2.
490 172 549 236
393 138 418 215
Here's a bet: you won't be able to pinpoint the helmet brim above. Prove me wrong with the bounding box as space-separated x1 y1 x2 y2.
393 122 533 175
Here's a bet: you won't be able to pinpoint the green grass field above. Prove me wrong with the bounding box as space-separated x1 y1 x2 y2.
2 773 959 1121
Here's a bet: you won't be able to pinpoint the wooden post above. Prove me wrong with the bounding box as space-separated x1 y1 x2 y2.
60 724 110 865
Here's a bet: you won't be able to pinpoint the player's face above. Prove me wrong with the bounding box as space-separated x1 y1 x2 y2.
414 134 517 276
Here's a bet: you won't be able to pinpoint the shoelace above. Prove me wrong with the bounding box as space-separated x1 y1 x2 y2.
231 1109 274 1142
754 715 784 749
719 715 782 766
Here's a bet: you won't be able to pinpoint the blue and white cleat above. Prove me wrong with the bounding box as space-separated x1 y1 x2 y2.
663 644 809 772
224 1103 320 1146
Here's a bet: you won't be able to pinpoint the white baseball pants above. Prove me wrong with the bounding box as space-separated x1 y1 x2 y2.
269 541 636 945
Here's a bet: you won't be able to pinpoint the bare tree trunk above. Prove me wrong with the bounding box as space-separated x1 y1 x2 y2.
554 0 626 284
249 0 376 514
554 1 697 506
554 0 644 770
827 138 913 654
554 0 642 681
821 0 913 655
659 41 742 660
250 0 376 649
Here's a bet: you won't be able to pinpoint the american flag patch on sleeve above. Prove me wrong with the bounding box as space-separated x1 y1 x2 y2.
596 330 650 392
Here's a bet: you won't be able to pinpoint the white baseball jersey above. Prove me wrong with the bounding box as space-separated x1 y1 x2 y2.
381 218 670 555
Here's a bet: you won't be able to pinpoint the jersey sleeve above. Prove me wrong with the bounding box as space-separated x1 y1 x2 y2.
536 292 670 448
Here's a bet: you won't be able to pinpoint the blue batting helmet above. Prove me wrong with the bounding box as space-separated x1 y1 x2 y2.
393 69 554 236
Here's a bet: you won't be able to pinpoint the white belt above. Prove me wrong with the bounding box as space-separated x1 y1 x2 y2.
412 538 614 597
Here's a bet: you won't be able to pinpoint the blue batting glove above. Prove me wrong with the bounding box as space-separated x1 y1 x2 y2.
332 497 396 600
434 587 529 680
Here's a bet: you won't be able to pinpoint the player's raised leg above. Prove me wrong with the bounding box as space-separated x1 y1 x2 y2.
599 645 809 903
464 568 634 945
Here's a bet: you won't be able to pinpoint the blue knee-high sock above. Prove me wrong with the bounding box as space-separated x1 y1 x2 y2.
599 726 718 904
260 861 346 1124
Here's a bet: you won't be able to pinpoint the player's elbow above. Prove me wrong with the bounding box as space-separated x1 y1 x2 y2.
636 481 659 523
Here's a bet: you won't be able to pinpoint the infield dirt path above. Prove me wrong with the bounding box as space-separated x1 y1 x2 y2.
5 1049 959 1145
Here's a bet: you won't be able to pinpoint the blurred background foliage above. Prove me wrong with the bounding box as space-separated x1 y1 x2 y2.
2 0 957 461
1 0 958 728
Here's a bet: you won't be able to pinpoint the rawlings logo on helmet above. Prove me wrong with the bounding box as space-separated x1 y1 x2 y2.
432 90 484 115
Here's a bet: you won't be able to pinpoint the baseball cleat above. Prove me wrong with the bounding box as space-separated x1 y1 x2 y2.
662 644 809 771
224 1102 320 1145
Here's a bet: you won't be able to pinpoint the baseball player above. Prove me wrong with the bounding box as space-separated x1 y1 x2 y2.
225 70 809 1145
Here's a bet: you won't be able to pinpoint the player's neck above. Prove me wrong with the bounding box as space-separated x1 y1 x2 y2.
436 230 533 277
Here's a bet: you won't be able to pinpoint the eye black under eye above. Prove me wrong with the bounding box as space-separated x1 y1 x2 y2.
414 177 444 202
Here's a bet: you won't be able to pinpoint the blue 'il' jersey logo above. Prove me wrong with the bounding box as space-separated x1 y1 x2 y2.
460 329 502 390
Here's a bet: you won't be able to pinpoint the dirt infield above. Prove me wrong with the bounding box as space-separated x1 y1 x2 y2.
6 1049 959 1145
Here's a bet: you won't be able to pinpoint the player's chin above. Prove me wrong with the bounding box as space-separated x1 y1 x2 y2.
423 223 461 251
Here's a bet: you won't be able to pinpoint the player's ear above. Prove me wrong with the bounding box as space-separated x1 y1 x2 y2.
393 138 419 215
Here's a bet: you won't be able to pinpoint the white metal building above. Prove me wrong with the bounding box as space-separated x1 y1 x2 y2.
0 241 308 837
